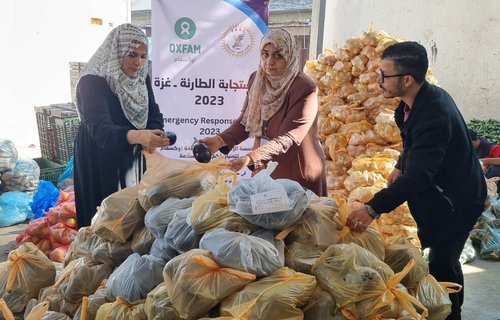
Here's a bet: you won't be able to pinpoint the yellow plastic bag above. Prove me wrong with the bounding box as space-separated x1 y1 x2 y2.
188 185 229 234
0 298 15 320
335 195 386 261
302 286 344 320
219 267 316 320
24 301 49 320
163 249 255 320
80 296 88 320
344 170 386 191
408 274 456 320
143 283 182 320
138 153 230 210
64 227 103 266
139 152 227 187
284 242 323 274
384 236 428 289
95 296 146 320
37 285 80 317
189 172 256 234
341 260 429 320
54 257 112 304
285 196 338 250
91 185 145 243
0 243 56 314
73 282 108 320
311 242 393 308
350 152 398 178
130 226 155 255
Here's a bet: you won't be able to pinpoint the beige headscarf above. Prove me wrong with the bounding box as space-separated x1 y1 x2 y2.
79 24 149 129
241 28 300 137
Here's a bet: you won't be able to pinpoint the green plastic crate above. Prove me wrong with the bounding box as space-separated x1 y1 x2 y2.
33 157 65 186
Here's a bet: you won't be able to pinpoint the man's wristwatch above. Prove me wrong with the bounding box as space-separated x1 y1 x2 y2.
365 204 380 219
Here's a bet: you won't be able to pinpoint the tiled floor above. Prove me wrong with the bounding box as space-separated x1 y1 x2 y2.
462 258 500 319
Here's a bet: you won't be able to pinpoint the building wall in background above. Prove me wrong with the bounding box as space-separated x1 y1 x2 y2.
310 0 500 122
0 0 130 155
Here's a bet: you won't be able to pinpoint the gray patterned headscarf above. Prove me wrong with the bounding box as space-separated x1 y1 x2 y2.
241 28 300 137
79 23 149 129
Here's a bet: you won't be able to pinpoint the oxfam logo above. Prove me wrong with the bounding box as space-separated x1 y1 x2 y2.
175 17 196 40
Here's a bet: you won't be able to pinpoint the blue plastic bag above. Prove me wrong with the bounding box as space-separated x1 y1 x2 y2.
57 156 74 189
30 180 61 219
0 191 32 227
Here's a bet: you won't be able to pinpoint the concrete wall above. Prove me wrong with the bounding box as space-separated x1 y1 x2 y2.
0 0 130 154
311 0 500 122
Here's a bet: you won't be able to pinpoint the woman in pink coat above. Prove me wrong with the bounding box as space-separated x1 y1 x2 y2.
201 29 326 196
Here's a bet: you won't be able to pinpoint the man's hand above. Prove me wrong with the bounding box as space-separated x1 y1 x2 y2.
480 157 500 169
346 206 374 232
387 168 402 186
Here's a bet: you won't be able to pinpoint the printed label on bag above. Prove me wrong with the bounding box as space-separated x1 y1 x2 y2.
250 188 289 214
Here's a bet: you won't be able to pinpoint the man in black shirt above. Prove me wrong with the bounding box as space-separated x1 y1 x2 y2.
347 42 486 320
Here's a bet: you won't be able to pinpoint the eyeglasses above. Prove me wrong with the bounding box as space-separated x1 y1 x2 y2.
380 69 409 83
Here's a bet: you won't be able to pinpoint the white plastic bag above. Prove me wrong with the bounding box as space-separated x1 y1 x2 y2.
228 167 311 229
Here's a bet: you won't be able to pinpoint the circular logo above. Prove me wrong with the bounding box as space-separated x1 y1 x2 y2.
175 17 196 40
221 24 255 58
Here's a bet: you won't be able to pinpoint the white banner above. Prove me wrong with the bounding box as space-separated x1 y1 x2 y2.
152 0 268 162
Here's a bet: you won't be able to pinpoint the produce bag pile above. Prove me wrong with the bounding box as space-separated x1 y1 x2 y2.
470 197 500 260
0 140 74 229
304 29 438 244
0 150 455 319
0 139 48 193
0 159 40 192
15 188 78 263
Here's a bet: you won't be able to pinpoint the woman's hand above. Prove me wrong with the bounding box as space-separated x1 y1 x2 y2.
127 129 170 153
230 156 252 172
199 136 224 155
